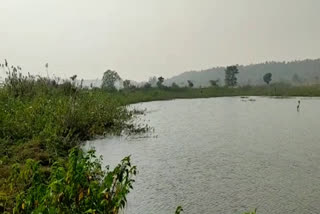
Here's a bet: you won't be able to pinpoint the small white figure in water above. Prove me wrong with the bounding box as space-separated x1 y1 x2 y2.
297 100 301 111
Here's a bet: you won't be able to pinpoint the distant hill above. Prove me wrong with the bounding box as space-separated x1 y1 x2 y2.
165 59 320 87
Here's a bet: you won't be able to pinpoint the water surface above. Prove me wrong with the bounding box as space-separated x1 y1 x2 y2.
87 97 320 214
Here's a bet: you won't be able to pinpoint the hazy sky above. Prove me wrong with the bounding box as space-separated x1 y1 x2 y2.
1 0 320 81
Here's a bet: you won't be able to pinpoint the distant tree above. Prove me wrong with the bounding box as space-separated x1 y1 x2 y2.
157 76 164 88
187 80 194 88
148 76 157 87
70 75 77 81
292 73 302 84
45 63 49 77
123 79 131 89
263 73 272 84
143 82 152 89
209 79 219 87
171 82 179 88
224 65 239 87
101 70 121 90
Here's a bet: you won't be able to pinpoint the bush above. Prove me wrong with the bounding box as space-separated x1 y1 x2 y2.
10 148 136 214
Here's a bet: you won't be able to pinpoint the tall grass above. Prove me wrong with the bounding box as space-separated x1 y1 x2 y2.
0 68 142 212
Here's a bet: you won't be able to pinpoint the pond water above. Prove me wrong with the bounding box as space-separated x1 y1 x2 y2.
86 97 320 214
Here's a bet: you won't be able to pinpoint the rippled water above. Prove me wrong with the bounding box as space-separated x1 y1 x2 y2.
86 97 320 214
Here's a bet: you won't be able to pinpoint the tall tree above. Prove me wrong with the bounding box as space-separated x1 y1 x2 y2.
123 79 131 89
187 80 194 88
224 65 239 87
263 73 272 84
101 70 121 90
209 79 219 87
157 76 164 88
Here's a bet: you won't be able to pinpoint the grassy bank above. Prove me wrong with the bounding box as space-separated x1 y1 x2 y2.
0 72 143 213
115 84 320 105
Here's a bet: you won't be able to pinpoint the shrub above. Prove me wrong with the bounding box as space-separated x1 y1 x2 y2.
10 148 136 214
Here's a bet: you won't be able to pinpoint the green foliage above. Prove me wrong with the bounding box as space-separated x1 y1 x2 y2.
263 73 272 85
187 80 194 88
143 82 152 89
175 206 183 214
225 65 239 87
0 68 143 212
209 79 219 87
115 83 319 105
101 70 121 90
123 80 136 90
171 82 179 88
0 81 131 158
123 80 131 89
157 76 164 88
10 148 136 214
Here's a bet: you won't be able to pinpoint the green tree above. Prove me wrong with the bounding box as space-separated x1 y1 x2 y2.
224 65 239 87
292 73 302 84
101 70 121 90
209 79 219 87
171 82 179 88
143 82 152 89
157 76 164 88
187 80 194 88
123 79 131 89
263 73 272 84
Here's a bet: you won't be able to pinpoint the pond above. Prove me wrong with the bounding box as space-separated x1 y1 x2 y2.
87 97 320 214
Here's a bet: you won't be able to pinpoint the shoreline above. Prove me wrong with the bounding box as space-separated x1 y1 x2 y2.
113 85 320 105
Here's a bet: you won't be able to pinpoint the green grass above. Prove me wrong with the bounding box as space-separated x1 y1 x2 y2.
114 84 320 105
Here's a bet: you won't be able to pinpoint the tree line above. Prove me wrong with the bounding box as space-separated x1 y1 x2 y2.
100 66 274 91
164 59 320 87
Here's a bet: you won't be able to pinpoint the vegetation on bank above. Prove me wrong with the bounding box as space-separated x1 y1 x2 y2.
102 65 320 105
0 68 147 213
10 148 136 214
115 84 320 105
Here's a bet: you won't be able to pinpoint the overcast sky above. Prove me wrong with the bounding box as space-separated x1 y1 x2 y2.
1 0 320 81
